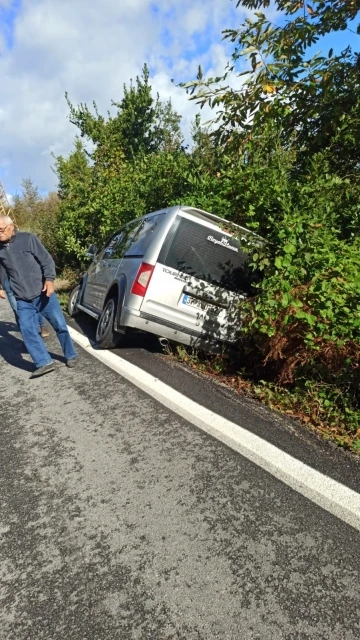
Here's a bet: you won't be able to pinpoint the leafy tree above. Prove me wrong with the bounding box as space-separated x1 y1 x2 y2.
66 64 184 160
13 178 42 229
54 138 93 265
153 99 184 152
109 63 157 159
11 179 61 262
184 0 360 173
54 67 186 262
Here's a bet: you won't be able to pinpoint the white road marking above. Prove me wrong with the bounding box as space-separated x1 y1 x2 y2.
68 326 360 532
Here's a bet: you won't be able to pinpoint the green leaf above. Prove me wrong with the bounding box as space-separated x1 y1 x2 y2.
284 243 296 255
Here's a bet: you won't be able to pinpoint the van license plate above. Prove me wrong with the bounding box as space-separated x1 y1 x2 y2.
182 294 218 314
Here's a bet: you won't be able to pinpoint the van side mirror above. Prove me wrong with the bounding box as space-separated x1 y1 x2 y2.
86 244 98 258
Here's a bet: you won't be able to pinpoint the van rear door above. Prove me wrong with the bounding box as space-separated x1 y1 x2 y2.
139 213 258 343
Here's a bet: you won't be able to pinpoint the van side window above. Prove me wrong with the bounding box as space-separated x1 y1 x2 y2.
107 232 130 259
124 214 165 258
102 233 124 259
103 226 135 260
100 232 122 259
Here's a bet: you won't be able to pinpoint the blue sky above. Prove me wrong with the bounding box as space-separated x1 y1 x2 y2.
0 0 21 49
0 0 358 197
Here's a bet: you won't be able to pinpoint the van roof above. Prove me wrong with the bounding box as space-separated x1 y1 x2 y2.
179 206 261 239
140 205 263 241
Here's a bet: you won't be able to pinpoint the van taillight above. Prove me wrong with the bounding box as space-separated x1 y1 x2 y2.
131 263 154 297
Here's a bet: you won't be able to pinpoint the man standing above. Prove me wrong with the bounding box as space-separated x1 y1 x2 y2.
0 215 78 378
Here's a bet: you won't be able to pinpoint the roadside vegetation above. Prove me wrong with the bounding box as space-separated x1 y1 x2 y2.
11 0 360 451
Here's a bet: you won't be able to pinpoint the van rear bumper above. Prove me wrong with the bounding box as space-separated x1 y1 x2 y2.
120 306 237 348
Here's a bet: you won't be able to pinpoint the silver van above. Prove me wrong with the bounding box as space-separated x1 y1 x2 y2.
68 205 261 350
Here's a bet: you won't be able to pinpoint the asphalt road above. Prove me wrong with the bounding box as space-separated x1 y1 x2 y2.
1 303 360 640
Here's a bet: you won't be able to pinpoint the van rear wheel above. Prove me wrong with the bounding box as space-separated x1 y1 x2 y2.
95 296 123 349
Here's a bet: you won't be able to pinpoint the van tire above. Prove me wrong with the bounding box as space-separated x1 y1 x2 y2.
95 296 123 349
68 285 81 317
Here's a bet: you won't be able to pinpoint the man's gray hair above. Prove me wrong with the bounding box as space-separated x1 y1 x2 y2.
0 215 14 225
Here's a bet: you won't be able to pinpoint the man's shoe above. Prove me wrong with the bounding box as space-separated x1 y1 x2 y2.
40 326 50 338
66 358 78 368
30 363 55 379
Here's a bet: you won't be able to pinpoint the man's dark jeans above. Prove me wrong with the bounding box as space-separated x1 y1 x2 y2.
4 277 46 328
17 293 77 369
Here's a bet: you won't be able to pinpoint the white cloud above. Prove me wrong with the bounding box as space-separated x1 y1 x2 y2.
0 0 244 195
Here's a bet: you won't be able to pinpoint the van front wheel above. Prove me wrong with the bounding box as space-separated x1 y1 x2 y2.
95 297 123 349
68 285 81 317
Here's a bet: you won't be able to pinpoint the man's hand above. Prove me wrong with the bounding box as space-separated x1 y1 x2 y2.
42 280 55 297
0 289 6 300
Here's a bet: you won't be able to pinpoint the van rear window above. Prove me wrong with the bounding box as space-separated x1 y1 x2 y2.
159 218 261 295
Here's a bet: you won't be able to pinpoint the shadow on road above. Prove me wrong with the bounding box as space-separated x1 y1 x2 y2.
72 313 163 355
0 321 69 372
